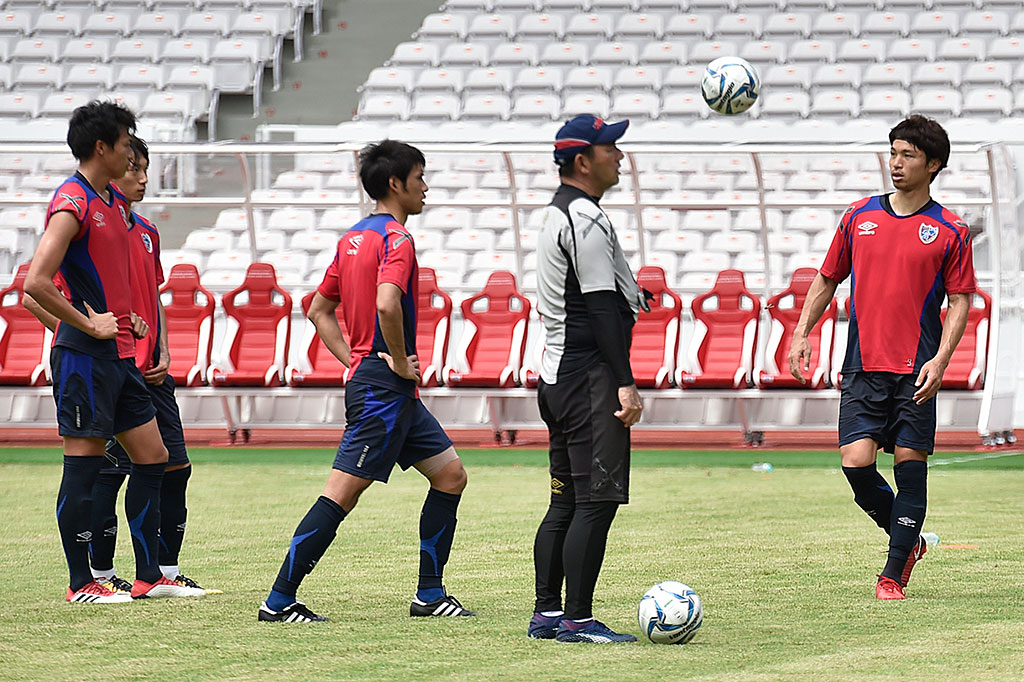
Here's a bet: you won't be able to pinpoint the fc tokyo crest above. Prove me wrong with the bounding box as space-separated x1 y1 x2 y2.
141 231 153 254
918 222 938 245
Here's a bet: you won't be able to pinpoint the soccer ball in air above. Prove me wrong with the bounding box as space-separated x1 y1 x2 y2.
701 56 761 115
637 581 703 644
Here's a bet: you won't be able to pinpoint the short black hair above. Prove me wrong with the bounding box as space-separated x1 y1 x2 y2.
889 114 950 181
129 135 149 165
358 139 425 200
66 100 136 161
556 146 595 179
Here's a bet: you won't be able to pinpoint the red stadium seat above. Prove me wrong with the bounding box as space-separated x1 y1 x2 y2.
940 288 991 390
0 263 50 386
416 267 452 387
159 264 215 387
757 267 836 389
676 269 760 389
286 290 350 387
444 270 530 388
630 266 682 389
208 262 292 387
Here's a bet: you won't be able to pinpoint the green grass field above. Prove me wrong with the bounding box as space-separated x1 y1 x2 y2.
1 447 1023 682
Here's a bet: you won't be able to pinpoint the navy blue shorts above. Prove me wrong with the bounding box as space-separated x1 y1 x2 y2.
334 382 453 483
104 374 189 471
51 348 156 440
838 371 936 455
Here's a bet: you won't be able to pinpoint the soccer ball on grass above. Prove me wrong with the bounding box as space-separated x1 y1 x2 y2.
637 581 703 644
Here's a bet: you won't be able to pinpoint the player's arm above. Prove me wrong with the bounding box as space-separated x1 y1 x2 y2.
143 299 171 385
375 283 419 381
913 292 970 405
22 292 60 332
787 273 840 383
307 291 351 367
24 212 117 340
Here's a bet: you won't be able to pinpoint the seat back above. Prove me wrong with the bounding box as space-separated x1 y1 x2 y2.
940 288 991 390
758 267 836 389
416 267 452 387
630 265 682 388
286 290 349 386
159 264 215 387
680 269 760 388
0 262 49 385
445 270 530 387
211 262 292 386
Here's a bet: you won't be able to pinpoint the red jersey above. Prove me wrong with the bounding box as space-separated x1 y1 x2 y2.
128 211 163 372
317 213 419 396
46 172 135 360
820 194 976 375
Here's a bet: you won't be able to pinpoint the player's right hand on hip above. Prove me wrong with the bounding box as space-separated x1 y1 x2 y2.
615 384 643 427
378 352 421 382
84 301 118 340
787 336 811 384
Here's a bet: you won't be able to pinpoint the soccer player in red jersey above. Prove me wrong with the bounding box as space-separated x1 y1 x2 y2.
24 102 197 602
259 140 475 623
787 115 976 600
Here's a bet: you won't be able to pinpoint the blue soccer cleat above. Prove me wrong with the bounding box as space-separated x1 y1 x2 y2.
527 612 562 639
555 619 638 643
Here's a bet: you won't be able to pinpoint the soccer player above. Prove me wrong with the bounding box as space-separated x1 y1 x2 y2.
24 101 196 602
787 115 976 600
528 114 646 643
259 140 475 623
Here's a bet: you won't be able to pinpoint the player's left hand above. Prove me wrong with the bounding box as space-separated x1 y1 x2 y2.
130 312 149 339
144 351 170 385
913 357 947 404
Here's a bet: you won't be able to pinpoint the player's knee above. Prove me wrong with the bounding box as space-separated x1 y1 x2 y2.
432 460 467 494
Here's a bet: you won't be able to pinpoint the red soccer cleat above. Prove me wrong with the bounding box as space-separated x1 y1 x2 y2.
66 580 133 604
131 576 205 599
900 535 928 588
876 575 906 600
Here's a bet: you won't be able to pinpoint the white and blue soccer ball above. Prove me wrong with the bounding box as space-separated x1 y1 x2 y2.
638 581 703 645
701 56 761 115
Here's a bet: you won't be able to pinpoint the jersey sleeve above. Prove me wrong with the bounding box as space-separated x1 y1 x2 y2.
567 201 617 294
943 219 976 295
818 204 855 283
377 227 415 293
46 183 89 238
316 246 342 301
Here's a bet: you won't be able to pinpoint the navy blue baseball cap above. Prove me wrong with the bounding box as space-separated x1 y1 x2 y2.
553 114 629 165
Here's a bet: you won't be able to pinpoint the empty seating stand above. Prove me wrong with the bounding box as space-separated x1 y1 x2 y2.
160 263 215 387
444 270 530 388
286 289 350 387
757 267 836 389
416 267 453 388
677 269 760 389
208 262 292 387
0 263 49 386
941 288 991 390
629 265 682 389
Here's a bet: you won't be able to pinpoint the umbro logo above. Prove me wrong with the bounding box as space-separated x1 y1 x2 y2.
92 211 106 227
897 516 917 528
76 530 93 543
346 233 363 255
857 221 877 235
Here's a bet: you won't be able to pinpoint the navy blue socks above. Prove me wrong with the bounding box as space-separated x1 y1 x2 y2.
267 495 347 611
88 469 127 574
416 488 462 603
126 461 166 584
842 463 895 534
158 465 191 568
881 460 928 581
56 456 106 591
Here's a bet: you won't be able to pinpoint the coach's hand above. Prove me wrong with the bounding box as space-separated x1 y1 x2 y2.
379 352 421 382
84 301 118 340
130 311 149 339
145 351 170 386
913 356 948 405
787 335 811 384
615 384 643 427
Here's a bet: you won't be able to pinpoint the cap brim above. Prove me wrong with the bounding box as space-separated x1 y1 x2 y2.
593 119 629 145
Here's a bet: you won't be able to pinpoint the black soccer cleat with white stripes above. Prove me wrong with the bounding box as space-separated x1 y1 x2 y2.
258 600 329 623
410 594 477 617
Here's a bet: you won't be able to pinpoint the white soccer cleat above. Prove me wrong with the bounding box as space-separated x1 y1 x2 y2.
131 576 206 599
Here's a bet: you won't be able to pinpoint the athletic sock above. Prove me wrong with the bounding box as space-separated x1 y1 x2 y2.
56 456 106 591
533 496 575 613
89 470 127 574
160 565 180 581
125 461 166 584
842 463 895 534
267 495 347 610
416 488 462 602
562 501 619 621
158 465 191 568
881 460 928 582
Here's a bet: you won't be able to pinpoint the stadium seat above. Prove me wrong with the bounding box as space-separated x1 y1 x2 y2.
941 288 991 390
676 269 760 389
756 267 836 389
860 12 910 39
286 290 349 387
159 264 215 387
629 266 681 389
416 13 468 42
208 262 292 387
813 12 860 38
961 10 1009 38
416 267 453 387
615 14 664 41
444 270 530 388
134 12 184 38
467 14 516 42
963 61 1013 87
0 263 50 386
639 41 686 66
664 14 713 40
762 13 811 40
515 13 564 42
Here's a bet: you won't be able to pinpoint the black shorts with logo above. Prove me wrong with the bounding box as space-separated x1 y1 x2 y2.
51 348 156 440
839 371 936 455
538 362 630 504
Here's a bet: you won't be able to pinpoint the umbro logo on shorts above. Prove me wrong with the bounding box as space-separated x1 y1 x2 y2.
550 477 565 495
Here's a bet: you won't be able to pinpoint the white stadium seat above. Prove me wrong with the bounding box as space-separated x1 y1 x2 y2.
860 89 911 117
963 61 1012 87
739 41 787 67
11 38 62 63
937 38 985 62
590 42 638 66
82 12 133 38
463 67 514 95
461 93 511 120
913 61 962 88
181 12 231 40
886 38 936 62
440 42 489 67
490 42 538 67
111 38 162 63
516 14 564 42
388 42 439 67
763 64 812 90
789 40 836 64
514 67 563 95
410 93 460 121
41 92 91 118
416 68 465 94
913 87 963 117
962 87 1013 117
612 92 659 120
64 64 114 90
759 90 810 118
564 13 614 42
564 66 613 94
415 13 468 42
615 14 663 41
716 13 762 40
838 39 887 63
467 14 516 42
860 12 910 39
689 40 738 64
134 12 184 38
34 11 84 38
613 66 660 92
562 92 610 118
813 63 861 89
539 42 588 66
639 42 686 66
14 63 63 92
62 37 111 63
664 14 712 41
162 38 213 65
862 62 911 89
762 13 811 40
911 12 959 38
